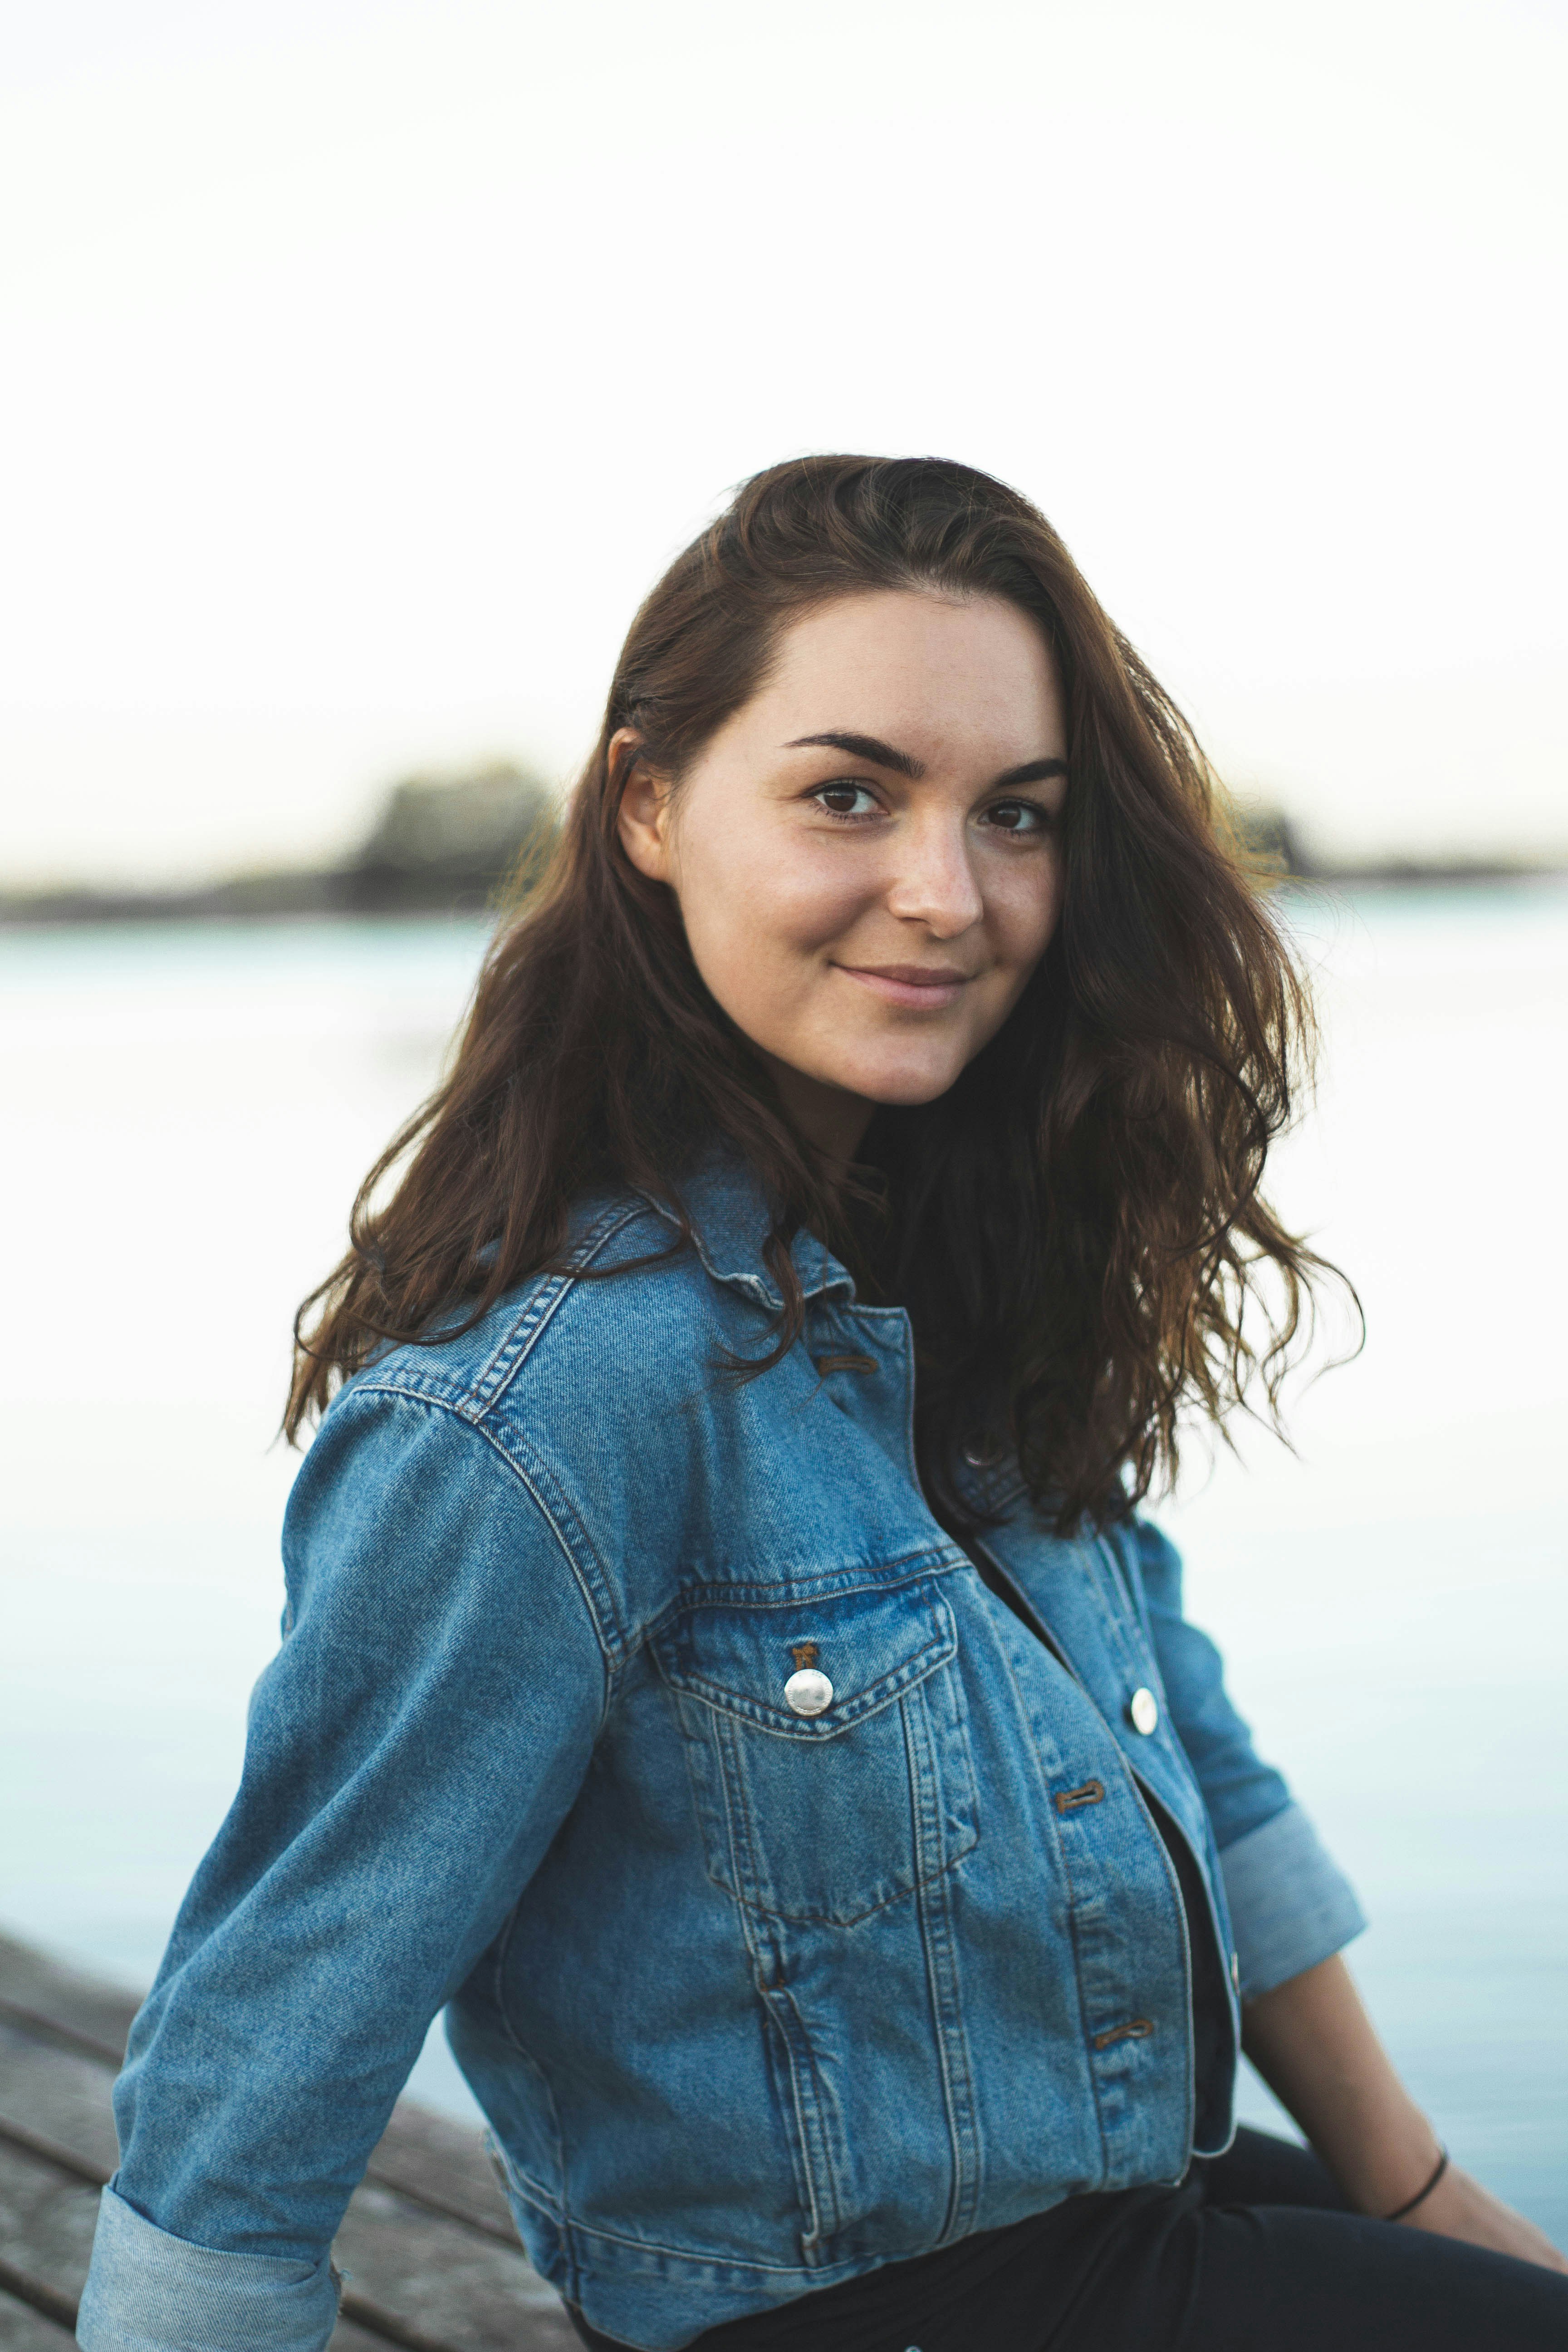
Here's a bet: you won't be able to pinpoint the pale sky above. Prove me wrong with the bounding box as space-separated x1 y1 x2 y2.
2 0 1564 887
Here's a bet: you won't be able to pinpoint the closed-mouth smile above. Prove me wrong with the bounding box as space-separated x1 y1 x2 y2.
833 962 976 1009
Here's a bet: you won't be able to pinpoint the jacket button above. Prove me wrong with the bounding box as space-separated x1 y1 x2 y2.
784 1668 834 1716
1128 1687 1159 1735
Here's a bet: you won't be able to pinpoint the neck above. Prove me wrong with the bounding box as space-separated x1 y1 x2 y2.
760 1055 877 1164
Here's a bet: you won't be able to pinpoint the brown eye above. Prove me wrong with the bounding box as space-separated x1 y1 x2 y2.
985 800 1049 835
812 783 879 818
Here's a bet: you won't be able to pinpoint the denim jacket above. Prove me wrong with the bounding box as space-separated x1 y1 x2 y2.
79 1154 1364 2352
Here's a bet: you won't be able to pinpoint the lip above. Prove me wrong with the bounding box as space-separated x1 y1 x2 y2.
833 962 977 1010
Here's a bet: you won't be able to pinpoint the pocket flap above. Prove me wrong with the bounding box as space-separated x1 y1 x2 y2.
656 1578 957 1739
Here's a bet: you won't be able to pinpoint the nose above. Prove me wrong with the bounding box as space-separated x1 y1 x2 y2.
884 808 984 938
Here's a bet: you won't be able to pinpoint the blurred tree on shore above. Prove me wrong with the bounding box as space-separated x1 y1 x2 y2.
344 763 555 912
0 761 559 925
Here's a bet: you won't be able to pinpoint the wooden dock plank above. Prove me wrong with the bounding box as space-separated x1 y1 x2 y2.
334 2180 577 2348
0 1941 137 2067
0 2020 122 2179
0 1984 520 2251
366 2100 519 2244
0 2287 74 2347
0 1934 580 2351
0 2145 102 2314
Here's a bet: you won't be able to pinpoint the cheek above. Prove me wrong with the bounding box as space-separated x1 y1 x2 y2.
987 851 1063 975
677 829 871 976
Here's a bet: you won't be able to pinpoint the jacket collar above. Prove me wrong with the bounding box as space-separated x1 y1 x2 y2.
638 1143 858 1312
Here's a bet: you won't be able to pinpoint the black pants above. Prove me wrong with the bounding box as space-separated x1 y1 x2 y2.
1056 2128 1568 2352
568 2129 1568 2352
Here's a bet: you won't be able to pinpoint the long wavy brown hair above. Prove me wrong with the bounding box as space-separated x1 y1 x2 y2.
290 454 1339 1532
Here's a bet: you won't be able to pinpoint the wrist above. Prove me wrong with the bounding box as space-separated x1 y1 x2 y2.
1381 2142 1448 2222
1335 2109 1446 2219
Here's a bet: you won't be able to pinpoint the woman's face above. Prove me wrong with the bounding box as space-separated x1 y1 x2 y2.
616 589 1068 1158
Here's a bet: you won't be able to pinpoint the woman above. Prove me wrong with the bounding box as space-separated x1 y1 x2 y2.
79 456 1566 2351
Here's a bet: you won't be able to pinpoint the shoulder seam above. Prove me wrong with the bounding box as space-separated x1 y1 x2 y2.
460 1199 655 1413
462 1410 627 1667
335 1383 626 1672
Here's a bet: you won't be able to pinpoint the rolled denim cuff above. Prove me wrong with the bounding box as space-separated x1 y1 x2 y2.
76 2185 341 2352
1219 1800 1367 2000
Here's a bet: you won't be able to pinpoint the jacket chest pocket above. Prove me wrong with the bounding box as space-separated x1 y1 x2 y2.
653 1577 979 1926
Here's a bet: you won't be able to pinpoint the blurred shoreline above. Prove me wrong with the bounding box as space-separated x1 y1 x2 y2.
0 762 556 928
4 774 1564 927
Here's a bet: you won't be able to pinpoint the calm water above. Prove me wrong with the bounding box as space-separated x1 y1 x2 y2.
2 891 1566 2233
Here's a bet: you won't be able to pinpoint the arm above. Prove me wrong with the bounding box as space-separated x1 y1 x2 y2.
1244 1953 1567 2272
78 1385 610 2351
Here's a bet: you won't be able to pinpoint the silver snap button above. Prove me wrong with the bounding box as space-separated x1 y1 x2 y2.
1128 1687 1159 1735
784 1667 834 1716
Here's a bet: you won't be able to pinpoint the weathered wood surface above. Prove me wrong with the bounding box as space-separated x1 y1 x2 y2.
0 1931 578 2348
0 2281 80 2350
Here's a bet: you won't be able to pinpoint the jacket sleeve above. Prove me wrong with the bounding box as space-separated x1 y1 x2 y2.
77 1384 610 2352
1132 1517 1366 2001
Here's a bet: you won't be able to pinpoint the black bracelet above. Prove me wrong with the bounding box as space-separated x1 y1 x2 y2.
1383 2144 1449 2223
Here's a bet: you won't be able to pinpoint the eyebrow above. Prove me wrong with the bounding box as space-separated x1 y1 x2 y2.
787 730 925 777
992 756 1069 789
785 732 1067 791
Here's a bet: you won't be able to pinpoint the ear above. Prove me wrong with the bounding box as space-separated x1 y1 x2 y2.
612 728 676 885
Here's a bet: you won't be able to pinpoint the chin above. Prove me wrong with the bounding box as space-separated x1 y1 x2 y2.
839 1061 969 1109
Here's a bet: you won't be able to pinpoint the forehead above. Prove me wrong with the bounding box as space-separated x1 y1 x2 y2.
743 589 1063 755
